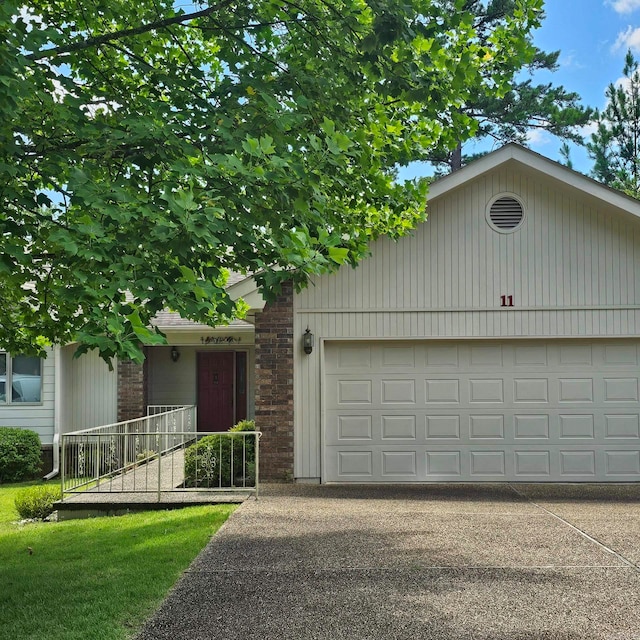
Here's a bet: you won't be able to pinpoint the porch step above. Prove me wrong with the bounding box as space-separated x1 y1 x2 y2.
55 490 251 520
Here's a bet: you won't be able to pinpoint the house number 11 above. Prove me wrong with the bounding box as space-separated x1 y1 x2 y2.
500 295 514 307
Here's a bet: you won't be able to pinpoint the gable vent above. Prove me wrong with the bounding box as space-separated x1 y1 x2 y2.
489 196 524 231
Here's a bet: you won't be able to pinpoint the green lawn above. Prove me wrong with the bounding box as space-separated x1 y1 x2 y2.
0 481 236 640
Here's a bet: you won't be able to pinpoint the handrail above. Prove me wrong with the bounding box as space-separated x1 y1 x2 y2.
61 406 260 501
65 405 194 436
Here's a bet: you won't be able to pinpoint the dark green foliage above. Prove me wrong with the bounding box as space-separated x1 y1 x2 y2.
0 428 42 482
588 50 640 199
184 420 257 488
14 483 61 519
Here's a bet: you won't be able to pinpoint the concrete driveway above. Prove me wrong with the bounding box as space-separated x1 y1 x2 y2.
137 483 640 640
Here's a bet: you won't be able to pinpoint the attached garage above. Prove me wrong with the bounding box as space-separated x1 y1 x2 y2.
324 340 640 482
282 144 640 484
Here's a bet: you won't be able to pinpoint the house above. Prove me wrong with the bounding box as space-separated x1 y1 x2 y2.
3 144 640 483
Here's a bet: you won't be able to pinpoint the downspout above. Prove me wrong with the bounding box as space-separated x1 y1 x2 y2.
43 345 61 480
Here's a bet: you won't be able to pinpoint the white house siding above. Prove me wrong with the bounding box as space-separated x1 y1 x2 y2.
293 164 640 480
0 349 55 445
148 347 198 406
61 346 117 431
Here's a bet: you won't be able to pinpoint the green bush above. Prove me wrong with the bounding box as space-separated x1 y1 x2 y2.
184 420 257 488
0 428 42 483
14 484 62 520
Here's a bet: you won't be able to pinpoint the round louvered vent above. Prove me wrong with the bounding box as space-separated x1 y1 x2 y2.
487 196 524 232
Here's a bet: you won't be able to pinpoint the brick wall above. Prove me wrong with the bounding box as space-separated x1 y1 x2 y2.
254 281 294 481
117 355 147 422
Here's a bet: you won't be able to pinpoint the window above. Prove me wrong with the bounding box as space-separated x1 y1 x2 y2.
0 354 42 404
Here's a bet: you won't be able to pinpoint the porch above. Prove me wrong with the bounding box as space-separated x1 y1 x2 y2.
145 324 256 432
58 405 260 519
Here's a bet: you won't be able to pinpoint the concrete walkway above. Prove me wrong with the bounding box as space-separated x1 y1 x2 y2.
137 483 640 640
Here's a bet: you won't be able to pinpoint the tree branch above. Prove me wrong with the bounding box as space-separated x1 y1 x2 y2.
26 2 235 61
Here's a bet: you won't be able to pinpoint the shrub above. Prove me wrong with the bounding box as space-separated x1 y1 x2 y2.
184 420 257 488
14 484 62 520
0 428 42 482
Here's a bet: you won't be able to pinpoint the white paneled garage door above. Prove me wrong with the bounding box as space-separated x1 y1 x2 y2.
324 340 640 482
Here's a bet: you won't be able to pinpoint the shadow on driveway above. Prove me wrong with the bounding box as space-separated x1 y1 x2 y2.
137 483 640 640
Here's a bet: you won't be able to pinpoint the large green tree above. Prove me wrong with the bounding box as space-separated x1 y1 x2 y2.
430 0 592 172
588 50 640 199
1 0 543 361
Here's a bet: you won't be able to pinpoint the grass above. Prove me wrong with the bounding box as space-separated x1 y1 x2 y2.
0 480 237 640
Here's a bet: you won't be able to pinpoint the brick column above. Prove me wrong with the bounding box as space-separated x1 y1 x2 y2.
117 357 147 422
254 281 294 481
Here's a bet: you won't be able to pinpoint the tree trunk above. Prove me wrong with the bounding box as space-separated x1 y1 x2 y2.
450 143 463 172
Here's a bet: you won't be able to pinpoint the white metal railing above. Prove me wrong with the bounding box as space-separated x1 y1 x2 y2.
147 405 187 416
61 407 261 500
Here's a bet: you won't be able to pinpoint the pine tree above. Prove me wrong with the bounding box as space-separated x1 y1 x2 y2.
588 51 640 199
429 1 592 172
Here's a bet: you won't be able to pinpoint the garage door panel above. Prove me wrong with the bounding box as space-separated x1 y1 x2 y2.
603 378 639 402
381 379 416 404
328 409 640 447
426 415 461 439
514 414 550 439
324 341 640 482
381 415 417 439
559 344 593 365
603 344 639 365
605 414 640 438
514 344 549 366
469 415 505 439
606 451 640 475
513 378 549 403
425 379 460 404
326 444 640 483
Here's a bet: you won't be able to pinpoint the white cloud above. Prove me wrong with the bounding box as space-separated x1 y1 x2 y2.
614 73 633 90
578 121 599 139
526 129 552 146
609 0 640 14
613 25 640 51
559 52 586 70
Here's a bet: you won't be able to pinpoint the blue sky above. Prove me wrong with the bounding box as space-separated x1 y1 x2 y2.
400 0 640 179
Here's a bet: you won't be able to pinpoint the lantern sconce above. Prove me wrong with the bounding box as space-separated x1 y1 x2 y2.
170 346 181 363
303 328 314 355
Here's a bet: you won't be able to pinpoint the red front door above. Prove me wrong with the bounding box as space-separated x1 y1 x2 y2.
197 352 235 431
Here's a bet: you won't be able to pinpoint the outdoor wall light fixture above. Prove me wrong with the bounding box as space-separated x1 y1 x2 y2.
303 328 314 355
170 346 181 363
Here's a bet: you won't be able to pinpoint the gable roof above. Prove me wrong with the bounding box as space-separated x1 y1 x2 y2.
152 270 259 330
428 143 640 220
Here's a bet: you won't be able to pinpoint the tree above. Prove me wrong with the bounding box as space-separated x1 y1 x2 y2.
588 50 640 199
0 0 543 362
429 0 592 172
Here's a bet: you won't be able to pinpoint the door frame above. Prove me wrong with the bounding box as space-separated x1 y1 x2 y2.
196 349 249 431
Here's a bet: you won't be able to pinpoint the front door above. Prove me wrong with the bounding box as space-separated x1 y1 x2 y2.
197 352 235 431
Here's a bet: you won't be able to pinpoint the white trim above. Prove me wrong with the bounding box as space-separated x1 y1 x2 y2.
319 336 327 484
428 144 640 219
296 306 640 313
310 335 640 343
156 324 255 333
227 276 266 311
44 346 61 480
485 192 526 234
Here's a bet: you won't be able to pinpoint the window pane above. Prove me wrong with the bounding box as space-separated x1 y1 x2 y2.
0 354 5 403
12 356 42 403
